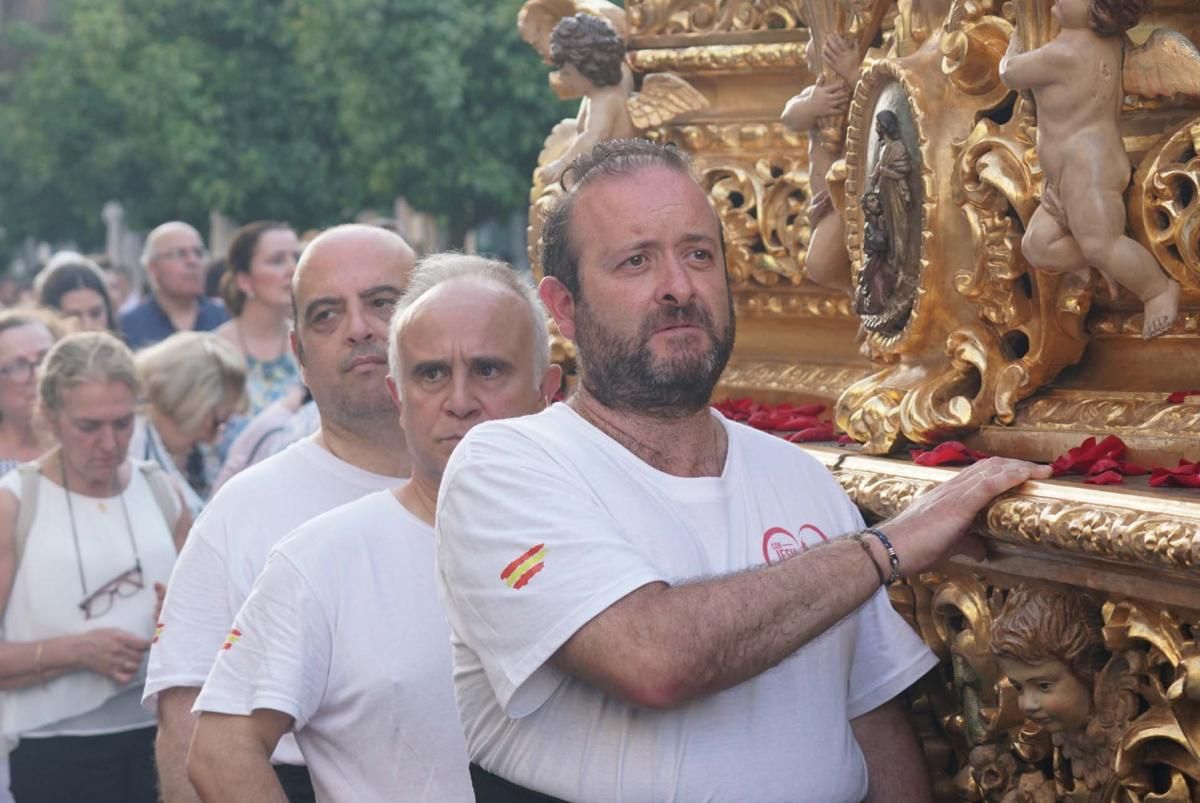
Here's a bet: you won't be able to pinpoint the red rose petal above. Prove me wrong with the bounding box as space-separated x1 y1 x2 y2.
1050 435 1128 477
837 433 855 445
787 423 836 443
1084 470 1124 485
911 441 988 466
1167 390 1200 403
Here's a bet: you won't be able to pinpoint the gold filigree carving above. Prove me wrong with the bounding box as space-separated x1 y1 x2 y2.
718 360 873 399
821 457 1200 573
986 498 1199 572
627 42 809 73
1014 391 1200 433
1129 117 1200 295
626 0 806 37
650 121 808 153
735 290 853 318
1088 308 1200 337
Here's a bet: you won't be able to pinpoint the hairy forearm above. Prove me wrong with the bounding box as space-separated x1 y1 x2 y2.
157 687 204 803
188 716 287 803
852 697 932 802
559 536 882 709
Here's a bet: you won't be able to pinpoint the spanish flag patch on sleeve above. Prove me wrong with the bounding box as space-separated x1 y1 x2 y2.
500 544 547 590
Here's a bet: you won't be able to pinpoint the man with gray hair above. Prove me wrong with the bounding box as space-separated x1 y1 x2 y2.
186 253 561 803
121 221 228 349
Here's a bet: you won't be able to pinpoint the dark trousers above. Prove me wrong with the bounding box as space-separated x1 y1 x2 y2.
10 726 156 803
274 762 317 803
470 763 571 803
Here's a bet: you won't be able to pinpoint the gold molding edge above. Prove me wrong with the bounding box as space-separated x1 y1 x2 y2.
800 446 1200 574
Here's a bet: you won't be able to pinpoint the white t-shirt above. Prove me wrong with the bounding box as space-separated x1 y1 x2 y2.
436 404 937 803
194 491 472 803
145 436 399 765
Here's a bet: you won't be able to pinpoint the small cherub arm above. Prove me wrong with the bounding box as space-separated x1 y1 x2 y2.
999 34 1064 91
781 79 850 132
1124 29 1200 100
625 73 710 129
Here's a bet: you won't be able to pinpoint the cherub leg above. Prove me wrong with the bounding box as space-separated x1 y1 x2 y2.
1065 186 1179 338
1021 205 1086 275
805 211 852 293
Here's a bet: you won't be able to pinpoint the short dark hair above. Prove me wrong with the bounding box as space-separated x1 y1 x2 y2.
221 220 292 316
550 14 626 89
38 262 116 332
1089 0 1148 36
541 139 698 299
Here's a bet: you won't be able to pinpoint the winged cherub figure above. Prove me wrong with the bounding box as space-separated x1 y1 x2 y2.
781 33 861 292
533 13 708 187
1000 0 1200 338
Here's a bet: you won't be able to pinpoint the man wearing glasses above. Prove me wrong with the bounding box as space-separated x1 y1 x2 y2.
121 222 229 349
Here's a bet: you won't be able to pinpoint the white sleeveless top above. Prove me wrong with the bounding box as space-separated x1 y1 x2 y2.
0 461 178 738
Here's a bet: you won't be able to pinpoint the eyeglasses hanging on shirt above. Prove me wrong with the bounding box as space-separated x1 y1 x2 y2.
61 459 144 620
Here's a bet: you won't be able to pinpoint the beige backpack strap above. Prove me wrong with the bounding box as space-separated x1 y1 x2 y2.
13 462 42 571
139 463 180 530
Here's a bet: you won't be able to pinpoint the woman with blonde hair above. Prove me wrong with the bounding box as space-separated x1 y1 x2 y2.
0 311 60 476
0 332 189 803
214 221 302 457
131 332 247 517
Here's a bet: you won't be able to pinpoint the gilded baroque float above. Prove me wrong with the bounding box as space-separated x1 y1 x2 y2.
519 0 1200 798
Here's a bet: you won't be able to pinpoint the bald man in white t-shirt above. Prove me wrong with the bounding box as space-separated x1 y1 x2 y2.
186 254 561 802
145 225 416 803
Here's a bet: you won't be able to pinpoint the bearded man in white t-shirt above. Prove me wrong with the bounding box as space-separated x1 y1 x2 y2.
144 224 417 803
185 254 562 803
435 139 1053 803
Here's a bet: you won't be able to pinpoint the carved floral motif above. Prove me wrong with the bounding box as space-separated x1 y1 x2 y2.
718 360 872 399
1129 117 1200 295
626 0 806 37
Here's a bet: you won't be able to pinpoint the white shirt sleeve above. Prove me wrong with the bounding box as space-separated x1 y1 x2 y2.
436 428 667 718
193 550 331 730
845 586 937 719
143 511 237 707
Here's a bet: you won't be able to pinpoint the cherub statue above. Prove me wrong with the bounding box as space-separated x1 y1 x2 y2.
781 33 862 292
991 586 1138 801
999 0 1200 339
531 13 708 187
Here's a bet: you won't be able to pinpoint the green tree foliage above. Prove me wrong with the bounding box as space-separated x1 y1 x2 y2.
0 0 569 252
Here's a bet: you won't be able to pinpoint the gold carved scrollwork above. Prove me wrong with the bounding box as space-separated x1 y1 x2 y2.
986 498 1200 572
627 42 810 74
1129 117 1200 295
1014 391 1200 433
836 17 1090 453
702 157 810 286
626 0 806 37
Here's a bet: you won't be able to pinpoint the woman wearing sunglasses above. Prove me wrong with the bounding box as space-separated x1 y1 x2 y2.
0 311 59 477
0 332 189 803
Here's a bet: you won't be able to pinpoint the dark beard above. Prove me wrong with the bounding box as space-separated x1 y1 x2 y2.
575 294 735 418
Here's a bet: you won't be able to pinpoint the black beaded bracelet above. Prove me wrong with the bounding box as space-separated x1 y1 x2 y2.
864 526 902 586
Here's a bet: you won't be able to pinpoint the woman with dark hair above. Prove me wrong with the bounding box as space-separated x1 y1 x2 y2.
36 257 117 334
213 222 302 458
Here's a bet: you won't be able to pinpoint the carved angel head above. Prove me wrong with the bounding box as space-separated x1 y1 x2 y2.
991 586 1108 733
550 13 626 91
